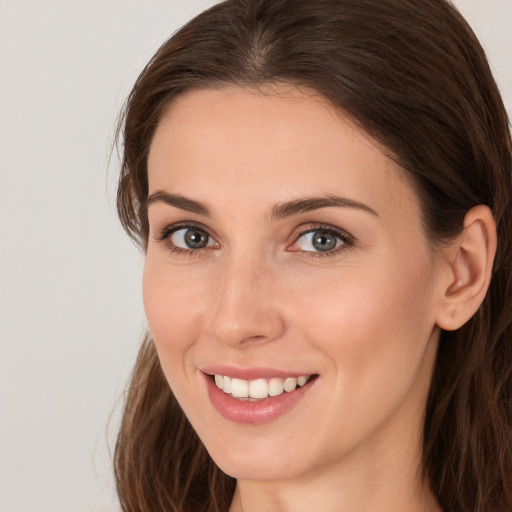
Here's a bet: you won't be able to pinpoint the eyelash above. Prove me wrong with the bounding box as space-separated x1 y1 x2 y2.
292 224 355 259
155 222 214 258
154 222 355 259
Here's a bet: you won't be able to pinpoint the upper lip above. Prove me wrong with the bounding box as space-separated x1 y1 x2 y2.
200 365 315 380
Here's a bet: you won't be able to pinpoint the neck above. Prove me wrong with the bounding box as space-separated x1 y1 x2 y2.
231 464 441 512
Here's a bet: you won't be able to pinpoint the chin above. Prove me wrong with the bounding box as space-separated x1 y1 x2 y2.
201 431 308 482
212 452 303 482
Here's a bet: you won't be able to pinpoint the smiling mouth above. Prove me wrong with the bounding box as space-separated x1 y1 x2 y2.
211 374 317 400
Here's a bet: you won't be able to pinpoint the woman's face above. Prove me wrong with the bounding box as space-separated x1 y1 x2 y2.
144 86 445 482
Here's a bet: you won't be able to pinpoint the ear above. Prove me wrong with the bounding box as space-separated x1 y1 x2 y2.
436 205 497 331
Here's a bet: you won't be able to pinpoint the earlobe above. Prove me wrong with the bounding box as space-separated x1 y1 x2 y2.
436 205 497 331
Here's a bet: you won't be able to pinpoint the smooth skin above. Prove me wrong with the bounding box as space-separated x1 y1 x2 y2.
144 86 496 512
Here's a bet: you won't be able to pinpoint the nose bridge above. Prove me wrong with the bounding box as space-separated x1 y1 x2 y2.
208 249 284 346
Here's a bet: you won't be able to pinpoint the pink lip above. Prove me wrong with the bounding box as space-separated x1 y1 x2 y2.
200 365 312 380
201 370 317 425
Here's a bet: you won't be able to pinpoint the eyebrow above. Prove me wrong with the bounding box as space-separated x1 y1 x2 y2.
270 195 379 220
145 190 379 219
145 190 210 216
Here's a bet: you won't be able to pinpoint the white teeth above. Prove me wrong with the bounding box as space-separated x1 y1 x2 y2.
230 378 249 398
283 377 297 392
223 376 232 394
214 374 312 399
268 377 284 397
214 374 224 388
249 379 269 399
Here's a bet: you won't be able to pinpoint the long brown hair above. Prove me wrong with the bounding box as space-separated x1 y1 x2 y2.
114 1 512 510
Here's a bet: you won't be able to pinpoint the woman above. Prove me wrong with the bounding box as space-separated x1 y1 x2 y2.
114 0 512 511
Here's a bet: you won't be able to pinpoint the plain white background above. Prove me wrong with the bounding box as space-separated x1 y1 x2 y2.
0 1 510 511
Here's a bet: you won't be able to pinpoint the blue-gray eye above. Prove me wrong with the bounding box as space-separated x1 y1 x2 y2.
296 229 344 252
170 227 214 249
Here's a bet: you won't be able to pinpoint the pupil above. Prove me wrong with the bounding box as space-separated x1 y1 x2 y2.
312 231 336 251
185 229 208 249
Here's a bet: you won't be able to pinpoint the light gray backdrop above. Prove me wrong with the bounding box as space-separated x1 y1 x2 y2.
0 1 510 511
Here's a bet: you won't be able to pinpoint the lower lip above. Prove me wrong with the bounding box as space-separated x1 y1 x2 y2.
203 374 316 425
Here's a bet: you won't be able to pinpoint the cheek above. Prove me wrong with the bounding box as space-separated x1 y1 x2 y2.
281 261 438 456
142 257 208 369
289 257 434 349
288 256 437 405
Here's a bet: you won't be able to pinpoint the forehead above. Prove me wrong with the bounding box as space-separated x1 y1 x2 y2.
147 86 419 222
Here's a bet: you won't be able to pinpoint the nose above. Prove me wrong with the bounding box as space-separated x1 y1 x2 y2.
207 255 285 347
